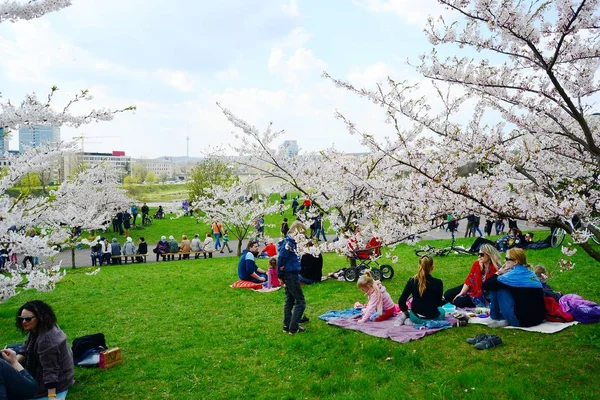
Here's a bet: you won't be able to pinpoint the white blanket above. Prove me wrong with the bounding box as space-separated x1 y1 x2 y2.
468 316 578 333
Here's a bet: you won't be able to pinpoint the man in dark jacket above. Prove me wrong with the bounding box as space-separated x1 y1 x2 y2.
237 241 266 283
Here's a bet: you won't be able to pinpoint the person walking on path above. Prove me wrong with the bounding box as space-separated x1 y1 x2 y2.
220 230 233 254
212 221 223 251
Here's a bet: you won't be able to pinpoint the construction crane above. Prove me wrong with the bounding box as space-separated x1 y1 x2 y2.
72 133 117 152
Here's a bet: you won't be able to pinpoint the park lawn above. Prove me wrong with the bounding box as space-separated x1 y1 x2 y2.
1 238 599 399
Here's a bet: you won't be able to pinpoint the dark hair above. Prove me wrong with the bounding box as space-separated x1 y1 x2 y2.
526 232 534 239
247 240 259 250
139 236 145 242
16 300 57 333
283 218 288 222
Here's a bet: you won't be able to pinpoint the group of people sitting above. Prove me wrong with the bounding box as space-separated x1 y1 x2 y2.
90 236 148 266
152 233 223 261
355 244 550 328
237 237 323 286
468 227 553 254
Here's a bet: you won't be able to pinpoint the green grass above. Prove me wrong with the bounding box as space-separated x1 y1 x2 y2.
2 237 599 399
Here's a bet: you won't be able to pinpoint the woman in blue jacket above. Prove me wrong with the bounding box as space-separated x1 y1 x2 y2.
278 221 307 335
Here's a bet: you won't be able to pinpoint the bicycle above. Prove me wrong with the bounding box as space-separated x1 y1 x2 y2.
414 238 474 257
552 217 600 247
142 214 153 227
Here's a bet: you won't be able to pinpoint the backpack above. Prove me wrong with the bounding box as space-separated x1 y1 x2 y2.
544 297 574 323
72 333 107 365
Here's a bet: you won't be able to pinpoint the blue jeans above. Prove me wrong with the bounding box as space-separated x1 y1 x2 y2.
283 272 306 332
489 288 520 327
298 275 319 284
315 228 327 241
473 226 483 237
0 359 38 399
214 233 221 250
248 273 267 284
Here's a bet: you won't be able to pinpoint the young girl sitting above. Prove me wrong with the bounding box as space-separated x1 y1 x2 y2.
357 270 396 323
397 255 446 325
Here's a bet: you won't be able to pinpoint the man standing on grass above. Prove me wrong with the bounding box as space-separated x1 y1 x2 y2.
141 203 149 224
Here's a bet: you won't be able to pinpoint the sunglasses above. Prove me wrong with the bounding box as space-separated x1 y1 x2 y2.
505 257 514 262
477 253 486 257
18 316 36 323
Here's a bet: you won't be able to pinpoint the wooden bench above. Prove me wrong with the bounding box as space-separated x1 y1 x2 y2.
110 254 147 264
158 251 214 260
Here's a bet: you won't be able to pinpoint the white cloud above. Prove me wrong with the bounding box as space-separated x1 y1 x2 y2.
281 0 300 17
214 68 240 80
347 62 397 89
156 69 198 92
361 0 447 27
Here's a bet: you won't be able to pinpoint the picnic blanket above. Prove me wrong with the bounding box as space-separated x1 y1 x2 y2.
468 316 578 333
320 307 457 344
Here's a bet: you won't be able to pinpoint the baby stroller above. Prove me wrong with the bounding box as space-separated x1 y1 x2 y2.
344 238 394 282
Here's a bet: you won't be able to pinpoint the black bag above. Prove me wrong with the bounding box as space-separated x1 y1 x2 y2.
72 333 107 364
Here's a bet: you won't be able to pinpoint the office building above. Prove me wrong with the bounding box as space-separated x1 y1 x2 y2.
19 125 60 152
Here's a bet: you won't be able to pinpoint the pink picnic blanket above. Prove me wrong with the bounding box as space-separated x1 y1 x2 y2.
326 314 458 343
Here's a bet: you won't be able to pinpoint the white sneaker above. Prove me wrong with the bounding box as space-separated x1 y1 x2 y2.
394 313 407 326
488 319 509 328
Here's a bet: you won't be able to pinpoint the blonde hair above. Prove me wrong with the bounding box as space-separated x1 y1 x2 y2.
506 248 528 266
479 244 502 270
414 256 434 296
357 270 376 291
533 265 548 282
182 235 188 240
288 221 306 236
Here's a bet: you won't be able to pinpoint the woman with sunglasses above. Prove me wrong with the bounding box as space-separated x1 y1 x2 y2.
444 244 501 308
482 248 545 328
14 301 74 399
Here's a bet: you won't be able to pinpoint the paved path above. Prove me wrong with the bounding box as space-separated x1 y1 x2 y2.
35 219 541 269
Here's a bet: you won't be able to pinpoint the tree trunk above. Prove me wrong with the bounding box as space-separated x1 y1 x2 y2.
236 240 242 257
71 247 76 269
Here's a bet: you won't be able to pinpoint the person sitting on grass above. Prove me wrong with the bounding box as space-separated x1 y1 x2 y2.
1 347 38 400
237 241 267 283
482 248 545 328
356 270 395 323
298 241 323 284
260 239 277 258
15 300 74 399
397 255 446 325
444 244 500 308
154 236 169 262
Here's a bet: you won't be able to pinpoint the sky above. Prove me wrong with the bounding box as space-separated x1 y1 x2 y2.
1 0 452 159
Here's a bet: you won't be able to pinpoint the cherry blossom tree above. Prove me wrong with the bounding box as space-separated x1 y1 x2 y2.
42 163 131 268
0 0 134 301
324 0 600 262
192 182 280 256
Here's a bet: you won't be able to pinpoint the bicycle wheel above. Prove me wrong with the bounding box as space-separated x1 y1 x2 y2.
344 267 359 282
453 246 474 255
369 268 382 281
144 216 153 227
415 246 433 257
551 228 565 248
379 264 394 280
436 248 451 257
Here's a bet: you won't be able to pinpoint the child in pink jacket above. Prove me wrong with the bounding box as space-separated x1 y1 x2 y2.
357 270 395 323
